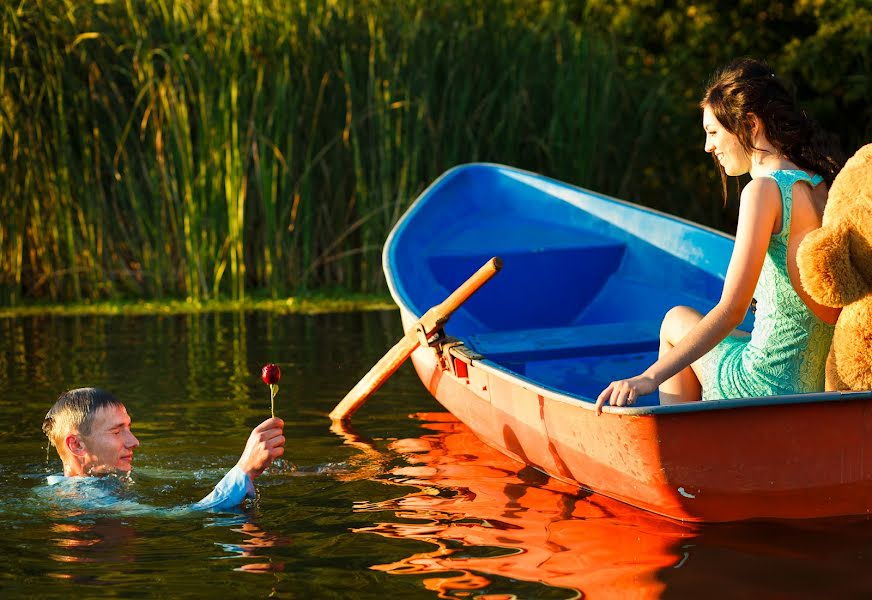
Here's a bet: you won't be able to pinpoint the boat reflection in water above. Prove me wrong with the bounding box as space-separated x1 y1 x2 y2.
353 412 697 598
351 412 872 598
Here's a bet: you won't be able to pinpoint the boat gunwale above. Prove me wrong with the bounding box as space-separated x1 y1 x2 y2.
469 354 872 415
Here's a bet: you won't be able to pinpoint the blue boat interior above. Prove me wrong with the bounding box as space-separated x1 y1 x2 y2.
386 164 747 406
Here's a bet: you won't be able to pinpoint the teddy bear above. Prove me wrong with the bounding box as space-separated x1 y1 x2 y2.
797 143 872 391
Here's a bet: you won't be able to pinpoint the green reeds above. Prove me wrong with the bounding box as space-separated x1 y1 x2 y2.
0 0 666 304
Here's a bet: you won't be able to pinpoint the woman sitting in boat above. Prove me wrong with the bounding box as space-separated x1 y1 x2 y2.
595 58 844 413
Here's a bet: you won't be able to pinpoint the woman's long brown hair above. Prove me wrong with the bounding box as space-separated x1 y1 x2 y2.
701 58 845 200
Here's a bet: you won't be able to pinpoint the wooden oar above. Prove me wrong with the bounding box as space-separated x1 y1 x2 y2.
330 256 502 421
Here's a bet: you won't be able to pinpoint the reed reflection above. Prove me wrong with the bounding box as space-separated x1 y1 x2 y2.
353 412 698 599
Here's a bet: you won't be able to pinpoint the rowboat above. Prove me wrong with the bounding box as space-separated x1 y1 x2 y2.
383 163 872 523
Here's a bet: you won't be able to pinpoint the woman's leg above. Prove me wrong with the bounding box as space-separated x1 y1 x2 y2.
658 306 704 404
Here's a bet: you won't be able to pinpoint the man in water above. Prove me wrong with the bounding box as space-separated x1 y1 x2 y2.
42 387 286 511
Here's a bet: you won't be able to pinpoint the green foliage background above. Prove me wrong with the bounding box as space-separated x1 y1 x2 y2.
1 0 869 304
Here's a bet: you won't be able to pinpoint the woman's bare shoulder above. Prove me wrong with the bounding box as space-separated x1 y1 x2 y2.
738 177 782 231
740 175 781 204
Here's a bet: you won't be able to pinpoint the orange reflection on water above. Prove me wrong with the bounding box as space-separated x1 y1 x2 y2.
355 412 698 599
230 522 291 574
47 517 136 580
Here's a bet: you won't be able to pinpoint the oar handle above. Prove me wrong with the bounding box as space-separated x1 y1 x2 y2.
329 256 502 422
437 257 503 315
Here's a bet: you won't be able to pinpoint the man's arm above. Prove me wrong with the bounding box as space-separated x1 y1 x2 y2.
191 417 286 511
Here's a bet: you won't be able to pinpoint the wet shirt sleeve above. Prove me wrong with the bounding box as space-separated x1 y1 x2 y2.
189 465 256 511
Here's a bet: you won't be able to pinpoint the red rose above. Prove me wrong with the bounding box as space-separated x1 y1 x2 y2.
261 363 281 385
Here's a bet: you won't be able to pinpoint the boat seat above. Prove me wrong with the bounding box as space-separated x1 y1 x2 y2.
427 236 627 332
465 320 660 362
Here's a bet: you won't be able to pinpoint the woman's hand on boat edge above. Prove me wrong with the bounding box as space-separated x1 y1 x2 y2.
595 376 658 415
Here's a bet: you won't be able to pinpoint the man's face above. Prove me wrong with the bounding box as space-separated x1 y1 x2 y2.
78 404 140 475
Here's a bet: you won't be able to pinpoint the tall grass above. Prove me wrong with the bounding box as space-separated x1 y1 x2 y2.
0 0 665 304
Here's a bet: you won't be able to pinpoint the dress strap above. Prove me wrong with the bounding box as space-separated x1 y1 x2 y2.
769 170 821 241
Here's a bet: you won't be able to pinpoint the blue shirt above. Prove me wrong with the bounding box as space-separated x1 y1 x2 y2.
45 465 256 513
189 466 256 511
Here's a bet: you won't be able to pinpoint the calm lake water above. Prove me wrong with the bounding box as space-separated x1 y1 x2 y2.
3 310 872 598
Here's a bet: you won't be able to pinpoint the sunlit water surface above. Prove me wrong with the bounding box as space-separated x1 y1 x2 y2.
3 311 872 598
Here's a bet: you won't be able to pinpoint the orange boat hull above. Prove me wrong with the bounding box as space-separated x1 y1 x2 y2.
406 318 872 522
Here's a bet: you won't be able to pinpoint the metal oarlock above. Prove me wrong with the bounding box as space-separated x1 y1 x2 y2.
417 327 482 380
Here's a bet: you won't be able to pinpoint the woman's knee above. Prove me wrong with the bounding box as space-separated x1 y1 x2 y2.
660 305 702 344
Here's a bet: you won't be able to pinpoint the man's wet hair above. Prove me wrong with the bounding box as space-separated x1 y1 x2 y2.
43 388 123 449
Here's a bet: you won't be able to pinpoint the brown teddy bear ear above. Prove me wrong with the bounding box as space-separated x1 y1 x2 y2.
798 222 867 307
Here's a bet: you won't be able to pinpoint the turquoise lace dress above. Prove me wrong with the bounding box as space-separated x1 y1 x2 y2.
697 170 834 400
